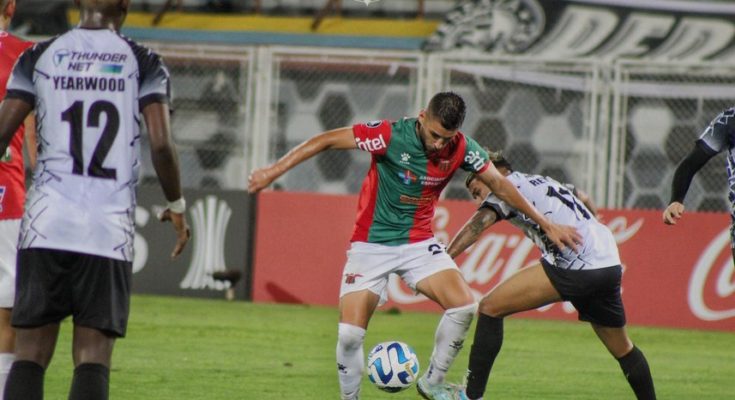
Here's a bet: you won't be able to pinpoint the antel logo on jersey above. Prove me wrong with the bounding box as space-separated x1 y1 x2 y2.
688 228 735 321
355 134 387 152
464 150 486 171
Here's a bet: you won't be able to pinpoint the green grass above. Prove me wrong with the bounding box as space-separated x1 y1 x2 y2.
41 295 734 399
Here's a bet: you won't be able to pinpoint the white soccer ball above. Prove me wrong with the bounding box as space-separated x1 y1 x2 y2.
366 341 420 393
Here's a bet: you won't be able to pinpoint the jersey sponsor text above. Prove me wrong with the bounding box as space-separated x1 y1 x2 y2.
355 134 387 152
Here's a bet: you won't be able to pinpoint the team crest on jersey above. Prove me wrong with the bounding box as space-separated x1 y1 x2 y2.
53 49 71 66
366 120 383 128
400 153 411 165
0 186 5 212
438 159 451 172
398 170 418 185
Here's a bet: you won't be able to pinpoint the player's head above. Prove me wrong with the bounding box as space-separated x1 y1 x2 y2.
0 0 16 30
76 0 131 29
465 150 512 204
417 92 466 155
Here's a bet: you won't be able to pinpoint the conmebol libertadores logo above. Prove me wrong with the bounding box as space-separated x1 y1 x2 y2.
180 196 232 290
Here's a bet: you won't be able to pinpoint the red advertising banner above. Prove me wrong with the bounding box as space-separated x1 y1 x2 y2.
252 191 735 331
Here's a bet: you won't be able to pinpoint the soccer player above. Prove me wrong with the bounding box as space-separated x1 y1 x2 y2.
664 108 735 263
0 1 34 397
0 1 190 399
248 92 581 400
445 151 656 400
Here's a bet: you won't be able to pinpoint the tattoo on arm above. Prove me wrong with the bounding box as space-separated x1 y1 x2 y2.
447 208 498 258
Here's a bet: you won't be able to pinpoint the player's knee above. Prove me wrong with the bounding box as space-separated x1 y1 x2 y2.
444 302 478 325
337 323 365 351
478 296 504 318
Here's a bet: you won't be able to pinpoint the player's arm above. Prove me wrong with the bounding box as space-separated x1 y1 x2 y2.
663 141 715 225
143 101 190 258
248 127 357 193
23 113 36 169
0 98 32 155
572 187 597 217
475 164 582 251
447 207 499 259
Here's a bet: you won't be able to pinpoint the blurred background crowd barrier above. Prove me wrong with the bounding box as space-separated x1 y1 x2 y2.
126 44 735 213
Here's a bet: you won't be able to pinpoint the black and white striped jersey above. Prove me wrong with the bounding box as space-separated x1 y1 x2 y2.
481 172 620 270
5 28 170 261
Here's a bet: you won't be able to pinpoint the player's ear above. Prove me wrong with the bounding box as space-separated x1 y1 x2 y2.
4 0 16 19
418 110 426 124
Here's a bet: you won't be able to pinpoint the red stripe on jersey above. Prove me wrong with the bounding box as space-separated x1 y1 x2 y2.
0 33 33 220
351 160 380 243
407 133 468 243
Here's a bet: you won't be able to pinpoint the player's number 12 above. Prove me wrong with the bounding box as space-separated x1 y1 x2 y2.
61 100 119 180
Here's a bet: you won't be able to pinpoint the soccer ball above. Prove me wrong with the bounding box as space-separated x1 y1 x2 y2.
366 341 420 393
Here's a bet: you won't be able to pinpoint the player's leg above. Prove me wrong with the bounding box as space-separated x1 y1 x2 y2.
336 242 389 400
0 219 21 397
415 267 476 388
69 326 116 400
337 290 381 400
464 261 561 400
3 324 61 400
68 252 132 400
0 308 13 398
592 324 656 400
5 248 71 400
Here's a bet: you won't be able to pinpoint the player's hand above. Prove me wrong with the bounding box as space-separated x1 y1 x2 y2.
158 209 191 258
248 167 276 193
544 223 582 253
663 202 685 225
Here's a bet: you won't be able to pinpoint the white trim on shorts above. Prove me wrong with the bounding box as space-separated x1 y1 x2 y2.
338 237 458 306
0 219 21 308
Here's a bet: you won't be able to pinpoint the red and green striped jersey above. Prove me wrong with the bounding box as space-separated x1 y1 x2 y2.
351 118 490 245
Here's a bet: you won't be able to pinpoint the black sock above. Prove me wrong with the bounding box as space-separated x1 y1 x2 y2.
466 313 504 400
617 346 656 400
3 360 45 400
68 363 110 400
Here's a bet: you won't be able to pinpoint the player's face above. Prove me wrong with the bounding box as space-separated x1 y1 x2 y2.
417 111 457 156
468 178 491 205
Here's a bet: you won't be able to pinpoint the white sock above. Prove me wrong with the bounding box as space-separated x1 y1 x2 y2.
336 323 366 400
426 302 477 385
0 353 15 400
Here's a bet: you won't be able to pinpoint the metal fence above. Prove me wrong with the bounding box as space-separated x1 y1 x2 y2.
139 43 254 190
429 54 604 201
610 60 735 211
252 46 425 194
145 43 735 211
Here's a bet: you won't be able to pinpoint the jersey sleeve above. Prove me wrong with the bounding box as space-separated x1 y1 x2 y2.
352 119 392 155
460 136 490 173
698 108 735 154
480 193 512 220
136 48 171 110
5 45 42 107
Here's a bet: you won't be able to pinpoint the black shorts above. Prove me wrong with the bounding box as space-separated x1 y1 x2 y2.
12 248 132 337
541 260 626 328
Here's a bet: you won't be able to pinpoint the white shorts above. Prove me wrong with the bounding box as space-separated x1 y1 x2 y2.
0 219 20 308
339 238 458 306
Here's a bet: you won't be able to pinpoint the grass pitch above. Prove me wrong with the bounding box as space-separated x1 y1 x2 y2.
42 295 733 399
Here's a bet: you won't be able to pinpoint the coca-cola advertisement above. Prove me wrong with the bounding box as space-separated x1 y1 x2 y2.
252 191 735 331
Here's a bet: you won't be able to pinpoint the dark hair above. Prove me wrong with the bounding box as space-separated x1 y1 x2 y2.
427 92 466 131
465 149 513 188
